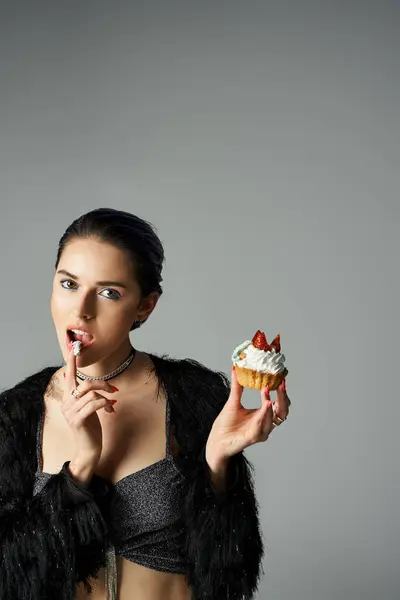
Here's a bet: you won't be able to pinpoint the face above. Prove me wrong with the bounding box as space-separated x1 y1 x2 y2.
50 237 158 368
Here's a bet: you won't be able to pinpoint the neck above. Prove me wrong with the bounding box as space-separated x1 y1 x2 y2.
75 338 134 379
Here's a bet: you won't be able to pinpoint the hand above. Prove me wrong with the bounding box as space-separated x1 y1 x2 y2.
206 367 291 464
61 345 119 471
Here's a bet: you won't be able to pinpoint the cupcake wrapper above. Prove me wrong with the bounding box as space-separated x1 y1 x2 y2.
234 365 288 391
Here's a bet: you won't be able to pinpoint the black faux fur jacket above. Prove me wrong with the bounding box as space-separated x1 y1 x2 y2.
0 353 264 600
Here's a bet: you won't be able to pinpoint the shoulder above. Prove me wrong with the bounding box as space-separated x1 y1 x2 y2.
149 352 231 420
0 366 59 503
0 365 60 422
150 352 230 389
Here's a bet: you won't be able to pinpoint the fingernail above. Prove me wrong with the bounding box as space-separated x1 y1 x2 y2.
282 379 286 391
109 406 116 413
110 386 119 391
109 399 118 404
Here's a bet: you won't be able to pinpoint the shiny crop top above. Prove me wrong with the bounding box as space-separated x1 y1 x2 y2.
33 396 188 575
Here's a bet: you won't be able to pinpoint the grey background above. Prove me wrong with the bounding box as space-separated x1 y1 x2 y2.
0 1 399 599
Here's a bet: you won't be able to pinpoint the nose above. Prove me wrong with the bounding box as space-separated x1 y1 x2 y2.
73 293 96 321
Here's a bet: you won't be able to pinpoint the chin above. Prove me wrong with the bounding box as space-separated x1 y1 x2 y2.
74 354 91 368
59 345 97 368
75 348 104 369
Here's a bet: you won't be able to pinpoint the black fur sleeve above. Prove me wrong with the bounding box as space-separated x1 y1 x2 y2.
167 358 265 600
0 374 110 600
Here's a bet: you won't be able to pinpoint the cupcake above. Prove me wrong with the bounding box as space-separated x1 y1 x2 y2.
232 330 288 390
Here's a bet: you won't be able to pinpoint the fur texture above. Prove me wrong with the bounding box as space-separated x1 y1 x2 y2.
0 356 265 599
0 367 109 599
151 355 265 599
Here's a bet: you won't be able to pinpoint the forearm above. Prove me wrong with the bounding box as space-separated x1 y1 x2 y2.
206 457 229 495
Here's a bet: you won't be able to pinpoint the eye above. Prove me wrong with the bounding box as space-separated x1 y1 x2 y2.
100 289 121 301
60 278 77 290
59 279 121 300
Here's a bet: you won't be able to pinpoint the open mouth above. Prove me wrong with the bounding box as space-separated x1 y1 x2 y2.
66 329 95 350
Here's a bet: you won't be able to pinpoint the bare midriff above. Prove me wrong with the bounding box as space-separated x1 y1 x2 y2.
75 557 192 600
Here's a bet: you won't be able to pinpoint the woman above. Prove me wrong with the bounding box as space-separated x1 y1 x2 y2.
0 208 291 600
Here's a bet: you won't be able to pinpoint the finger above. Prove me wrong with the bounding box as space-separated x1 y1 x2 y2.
71 393 115 424
281 378 291 406
257 386 271 424
74 390 114 411
72 379 119 399
261 385 271 406
276 379 284 403
66 344 77 395
261 399 274 435
272 403 283 425
275 379 290 419
228 366 244 407
275 379 286 409
272 401 288 427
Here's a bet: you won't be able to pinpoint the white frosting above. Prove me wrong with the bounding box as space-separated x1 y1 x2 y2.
233 342 286 374
72 341 82 356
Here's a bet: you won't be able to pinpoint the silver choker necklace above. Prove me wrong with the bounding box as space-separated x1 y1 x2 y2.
76 347 136 381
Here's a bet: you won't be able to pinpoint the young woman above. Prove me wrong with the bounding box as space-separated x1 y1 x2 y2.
0 208 291 600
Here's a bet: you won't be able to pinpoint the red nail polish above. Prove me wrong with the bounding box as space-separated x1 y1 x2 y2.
111 386 119 391
109 399 118 404
282 379 286 391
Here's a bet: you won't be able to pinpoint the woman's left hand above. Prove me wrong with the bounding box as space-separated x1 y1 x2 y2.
206 367 291 466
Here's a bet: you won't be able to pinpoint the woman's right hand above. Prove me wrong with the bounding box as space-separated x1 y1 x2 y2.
61 345 118 481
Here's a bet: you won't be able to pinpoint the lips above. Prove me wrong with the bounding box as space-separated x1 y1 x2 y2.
66 327 95 350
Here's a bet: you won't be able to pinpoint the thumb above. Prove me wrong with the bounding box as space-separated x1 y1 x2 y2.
228 366 244 407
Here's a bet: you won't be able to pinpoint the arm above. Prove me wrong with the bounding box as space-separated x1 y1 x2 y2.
0 388 110 600
206 455 229 494
174 360 265 600
182 446 264 600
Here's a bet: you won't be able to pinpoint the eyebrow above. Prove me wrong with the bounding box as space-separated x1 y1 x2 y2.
57 269 128 289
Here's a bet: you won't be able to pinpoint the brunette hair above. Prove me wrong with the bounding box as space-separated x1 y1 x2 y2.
55 208 165 330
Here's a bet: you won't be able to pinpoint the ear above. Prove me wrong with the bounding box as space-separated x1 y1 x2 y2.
136 291 160 321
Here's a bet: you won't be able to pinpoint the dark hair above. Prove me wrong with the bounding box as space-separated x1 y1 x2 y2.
55 208 165 330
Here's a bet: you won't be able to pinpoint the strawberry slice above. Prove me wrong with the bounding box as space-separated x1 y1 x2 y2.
252 330 272 351
270 334 281 353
